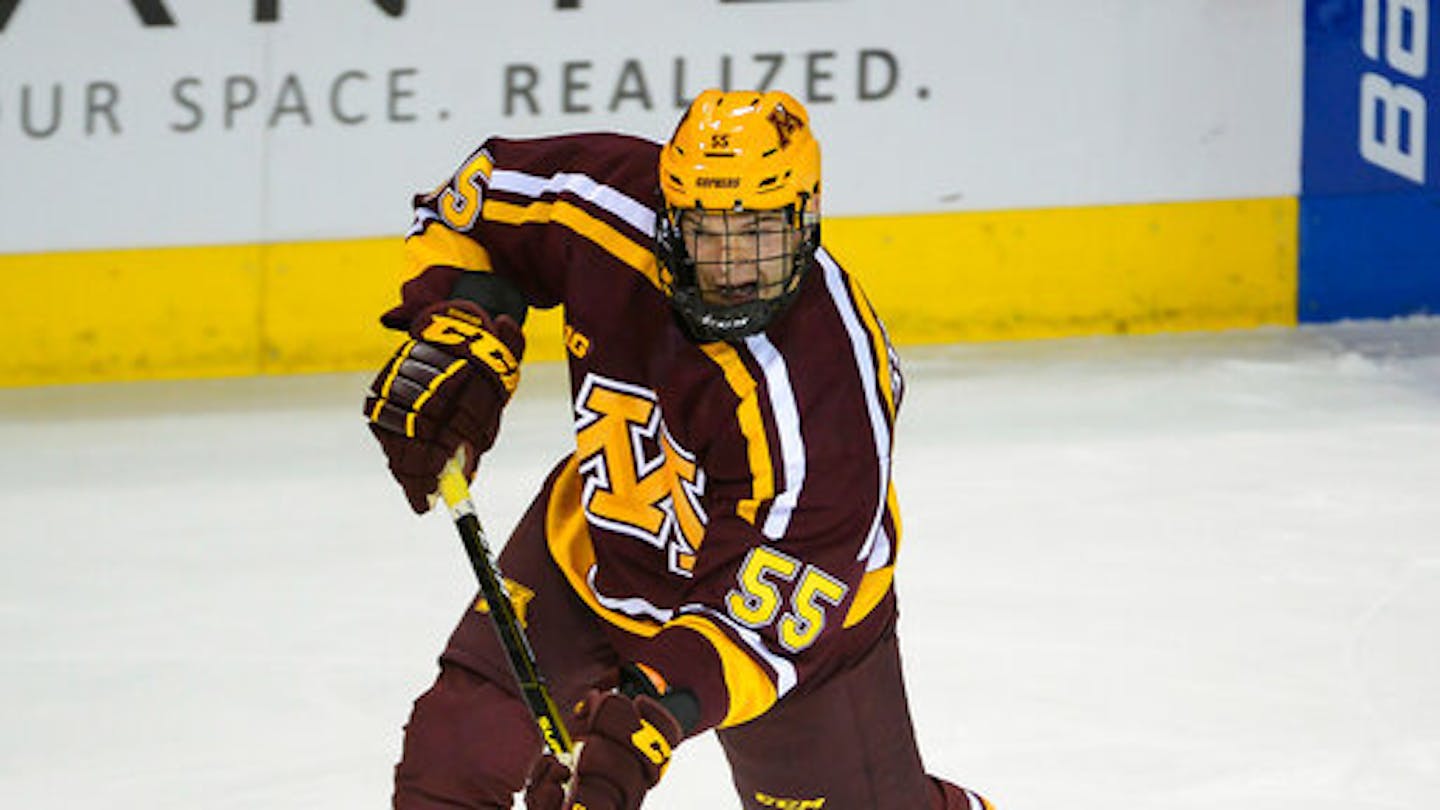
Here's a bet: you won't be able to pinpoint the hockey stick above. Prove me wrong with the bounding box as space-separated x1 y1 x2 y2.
437 457 576 768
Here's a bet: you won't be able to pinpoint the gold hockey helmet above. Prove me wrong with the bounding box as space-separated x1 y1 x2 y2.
656 90 822 342
659 89 821 211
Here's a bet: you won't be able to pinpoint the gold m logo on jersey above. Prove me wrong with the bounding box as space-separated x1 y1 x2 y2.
574 374 706 577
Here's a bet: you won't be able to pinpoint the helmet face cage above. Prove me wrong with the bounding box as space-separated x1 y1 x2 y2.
658 199 819 342
656 89 822 343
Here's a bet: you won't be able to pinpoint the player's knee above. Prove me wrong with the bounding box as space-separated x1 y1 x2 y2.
394 664 541 809
931 777 994 810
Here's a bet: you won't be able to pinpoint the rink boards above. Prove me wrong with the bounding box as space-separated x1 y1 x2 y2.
0 197 1298 384
0 1 1434 386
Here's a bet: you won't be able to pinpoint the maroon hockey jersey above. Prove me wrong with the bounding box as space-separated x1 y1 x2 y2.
386 132 905 734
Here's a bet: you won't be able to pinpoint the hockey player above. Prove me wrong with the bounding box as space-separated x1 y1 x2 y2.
365 89 993 810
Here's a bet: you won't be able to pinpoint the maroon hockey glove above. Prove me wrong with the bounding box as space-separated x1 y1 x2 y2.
524 689 684 810
364 300 524 513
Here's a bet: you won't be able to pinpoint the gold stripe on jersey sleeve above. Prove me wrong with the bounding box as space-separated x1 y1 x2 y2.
698 342 775 525
481 199 661 290
843 565 895 629
404 221 494 277
844 480 902 628
844 274 897 422
546 455 664 639
669 613 779 727
885 476 903 546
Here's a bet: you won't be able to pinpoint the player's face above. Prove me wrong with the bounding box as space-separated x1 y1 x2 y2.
679 210 796 306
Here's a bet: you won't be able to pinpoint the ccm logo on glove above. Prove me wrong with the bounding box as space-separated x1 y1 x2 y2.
418 308 520 395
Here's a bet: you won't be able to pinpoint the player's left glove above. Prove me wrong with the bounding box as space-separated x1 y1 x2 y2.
524 689 684 810
364 299 523 513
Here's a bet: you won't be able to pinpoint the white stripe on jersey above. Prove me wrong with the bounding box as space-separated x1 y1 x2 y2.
488 169 656 239
407 206 439 238
866 526 893 573
743 334 806 540
587 566 674 625
679 603 799 699
817 248 893 565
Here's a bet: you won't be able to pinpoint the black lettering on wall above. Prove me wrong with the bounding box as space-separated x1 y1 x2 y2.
672 58 689 109
331 71 369 125
224 75 258 128
858 49 898 100
0 0 405 30
754 53 784 92
609 60 652 112
252 0 407 23
388 67 417 122
505 65 540 116
21 84 61 138
268 74 311 126
0 0 174 30
86 81 122 134
170 77 204 132
805 50 836 102
0 0 19 31
562 61 592 114
131 0 175 26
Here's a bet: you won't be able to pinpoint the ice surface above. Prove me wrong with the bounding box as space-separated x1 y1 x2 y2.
2 319 1438 809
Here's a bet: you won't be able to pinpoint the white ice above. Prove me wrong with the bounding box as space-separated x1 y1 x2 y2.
2 318 1438 809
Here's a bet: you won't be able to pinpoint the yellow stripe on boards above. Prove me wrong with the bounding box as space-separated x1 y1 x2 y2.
824 197 1298 344
0 238 568 387
0 196 1297 387
698 341 775 525
0 243 267 386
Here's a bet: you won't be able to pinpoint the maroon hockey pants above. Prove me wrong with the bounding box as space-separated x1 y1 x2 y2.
393 474 985 809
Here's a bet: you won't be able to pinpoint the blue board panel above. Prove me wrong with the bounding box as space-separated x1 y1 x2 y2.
1301 193 1440 319
1302 0 1440 321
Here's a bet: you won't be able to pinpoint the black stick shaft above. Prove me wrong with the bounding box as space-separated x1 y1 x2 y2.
451 511 575 759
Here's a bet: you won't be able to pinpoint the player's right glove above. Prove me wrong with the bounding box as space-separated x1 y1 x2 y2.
523 689 684 810
364 299 523 513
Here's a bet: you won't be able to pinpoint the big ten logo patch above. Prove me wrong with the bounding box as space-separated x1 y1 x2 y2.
573 373 706 577
755 792 826 809
564 321 591 358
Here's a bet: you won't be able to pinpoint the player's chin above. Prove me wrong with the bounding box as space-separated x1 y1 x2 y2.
704 284 760 305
